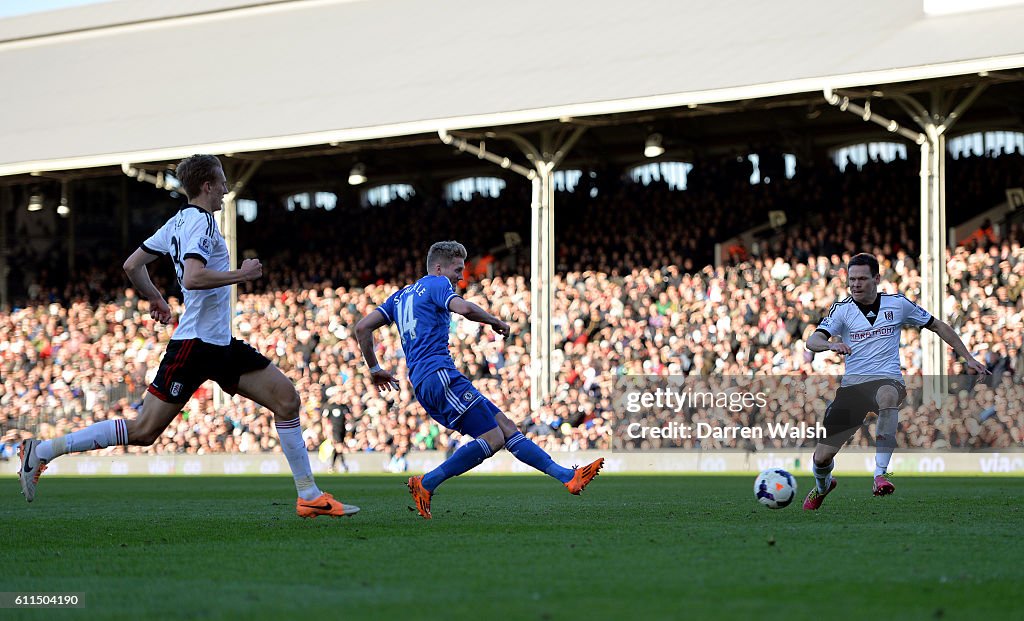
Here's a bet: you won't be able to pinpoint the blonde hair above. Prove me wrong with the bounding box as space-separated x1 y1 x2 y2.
175 154 222 198
426 240 467 273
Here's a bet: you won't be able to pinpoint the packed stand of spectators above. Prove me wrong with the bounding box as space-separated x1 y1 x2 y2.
2 151 1022 461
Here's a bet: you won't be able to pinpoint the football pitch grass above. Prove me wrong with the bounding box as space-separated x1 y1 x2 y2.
2 474 1022 620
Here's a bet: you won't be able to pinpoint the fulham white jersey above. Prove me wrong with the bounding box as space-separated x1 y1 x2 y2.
141 205 232 346
815 293 934 386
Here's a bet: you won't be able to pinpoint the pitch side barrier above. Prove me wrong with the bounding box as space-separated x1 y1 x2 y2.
1 448 1022 476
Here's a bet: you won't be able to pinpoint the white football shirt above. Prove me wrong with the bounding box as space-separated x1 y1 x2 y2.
141 205 232 346
815 293 934 386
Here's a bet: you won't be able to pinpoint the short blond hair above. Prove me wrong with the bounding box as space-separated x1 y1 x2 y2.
175 154 222 198
426 240 467 273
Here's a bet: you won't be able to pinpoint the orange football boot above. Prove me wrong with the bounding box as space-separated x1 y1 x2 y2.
565 458 605 495
407 475 432 519
296 492 360 518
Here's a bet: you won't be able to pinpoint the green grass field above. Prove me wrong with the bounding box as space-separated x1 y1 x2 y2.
2 474 1022 620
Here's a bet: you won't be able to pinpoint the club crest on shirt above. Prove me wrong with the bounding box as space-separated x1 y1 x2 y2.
171 382 183 397
884 310 893 321
462 391 474 402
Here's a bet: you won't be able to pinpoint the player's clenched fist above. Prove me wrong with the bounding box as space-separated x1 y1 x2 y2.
149 297 173 324
965 357 991 375
829 343 852 355
240 258 263 281
491 319 511 338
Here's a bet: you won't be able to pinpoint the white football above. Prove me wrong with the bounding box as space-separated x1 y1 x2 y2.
754 468 797 509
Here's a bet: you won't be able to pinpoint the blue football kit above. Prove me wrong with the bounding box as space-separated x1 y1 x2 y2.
376 275 499 437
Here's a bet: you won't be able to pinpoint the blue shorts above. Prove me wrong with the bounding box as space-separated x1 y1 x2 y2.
414 368 499 438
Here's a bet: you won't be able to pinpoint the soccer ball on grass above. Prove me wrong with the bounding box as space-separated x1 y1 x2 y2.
754 468 797 509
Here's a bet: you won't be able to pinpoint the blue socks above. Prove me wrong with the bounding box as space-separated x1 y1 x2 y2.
420 432 575 492
505 432 574 484
422 438 493 492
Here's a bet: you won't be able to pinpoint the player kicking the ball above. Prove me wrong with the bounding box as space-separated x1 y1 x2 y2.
17 155 358 519
355 240 604 519
803 253 989 510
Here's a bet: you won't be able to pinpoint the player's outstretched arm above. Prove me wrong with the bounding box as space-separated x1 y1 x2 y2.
182 257 262 290
354 310 399 392
123 247 172 323
925 319 991 375
806 330 851 355
448 297 510 338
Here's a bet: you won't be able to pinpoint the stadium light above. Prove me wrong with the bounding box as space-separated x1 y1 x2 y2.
644 133 665 158
348 163 367 185
56 180 70 217
27 193 44 212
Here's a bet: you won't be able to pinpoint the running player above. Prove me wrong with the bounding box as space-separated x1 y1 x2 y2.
803 252 989 510
17 154 358 519
354 240 603 519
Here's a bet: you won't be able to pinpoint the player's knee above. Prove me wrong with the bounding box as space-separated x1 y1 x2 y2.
486 437 505 454
480 428 505 454
495 415 518 440
812 446 836 467
275 387 302 419
128 423 160 446
875 385 900 409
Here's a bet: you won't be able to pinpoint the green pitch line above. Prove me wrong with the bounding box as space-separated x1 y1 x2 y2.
2 476 1021 620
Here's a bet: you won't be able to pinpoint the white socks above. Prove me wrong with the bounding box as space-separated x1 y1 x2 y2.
36 419 128 461
34 417 326 503
812 459 834 493
874 407 899 477
275 417 322 501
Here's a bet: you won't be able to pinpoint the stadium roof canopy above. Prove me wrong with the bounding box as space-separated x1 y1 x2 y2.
1 0 1024 177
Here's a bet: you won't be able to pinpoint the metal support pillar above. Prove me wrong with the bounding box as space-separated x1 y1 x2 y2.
439 126 585 409
218 194 237 306
918 134 943 399
824 82 986 399
220 160 262 308
530 161 556 409
213 159 261 409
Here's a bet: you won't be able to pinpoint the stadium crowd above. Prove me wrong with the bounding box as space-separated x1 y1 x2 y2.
2 150 1022 463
